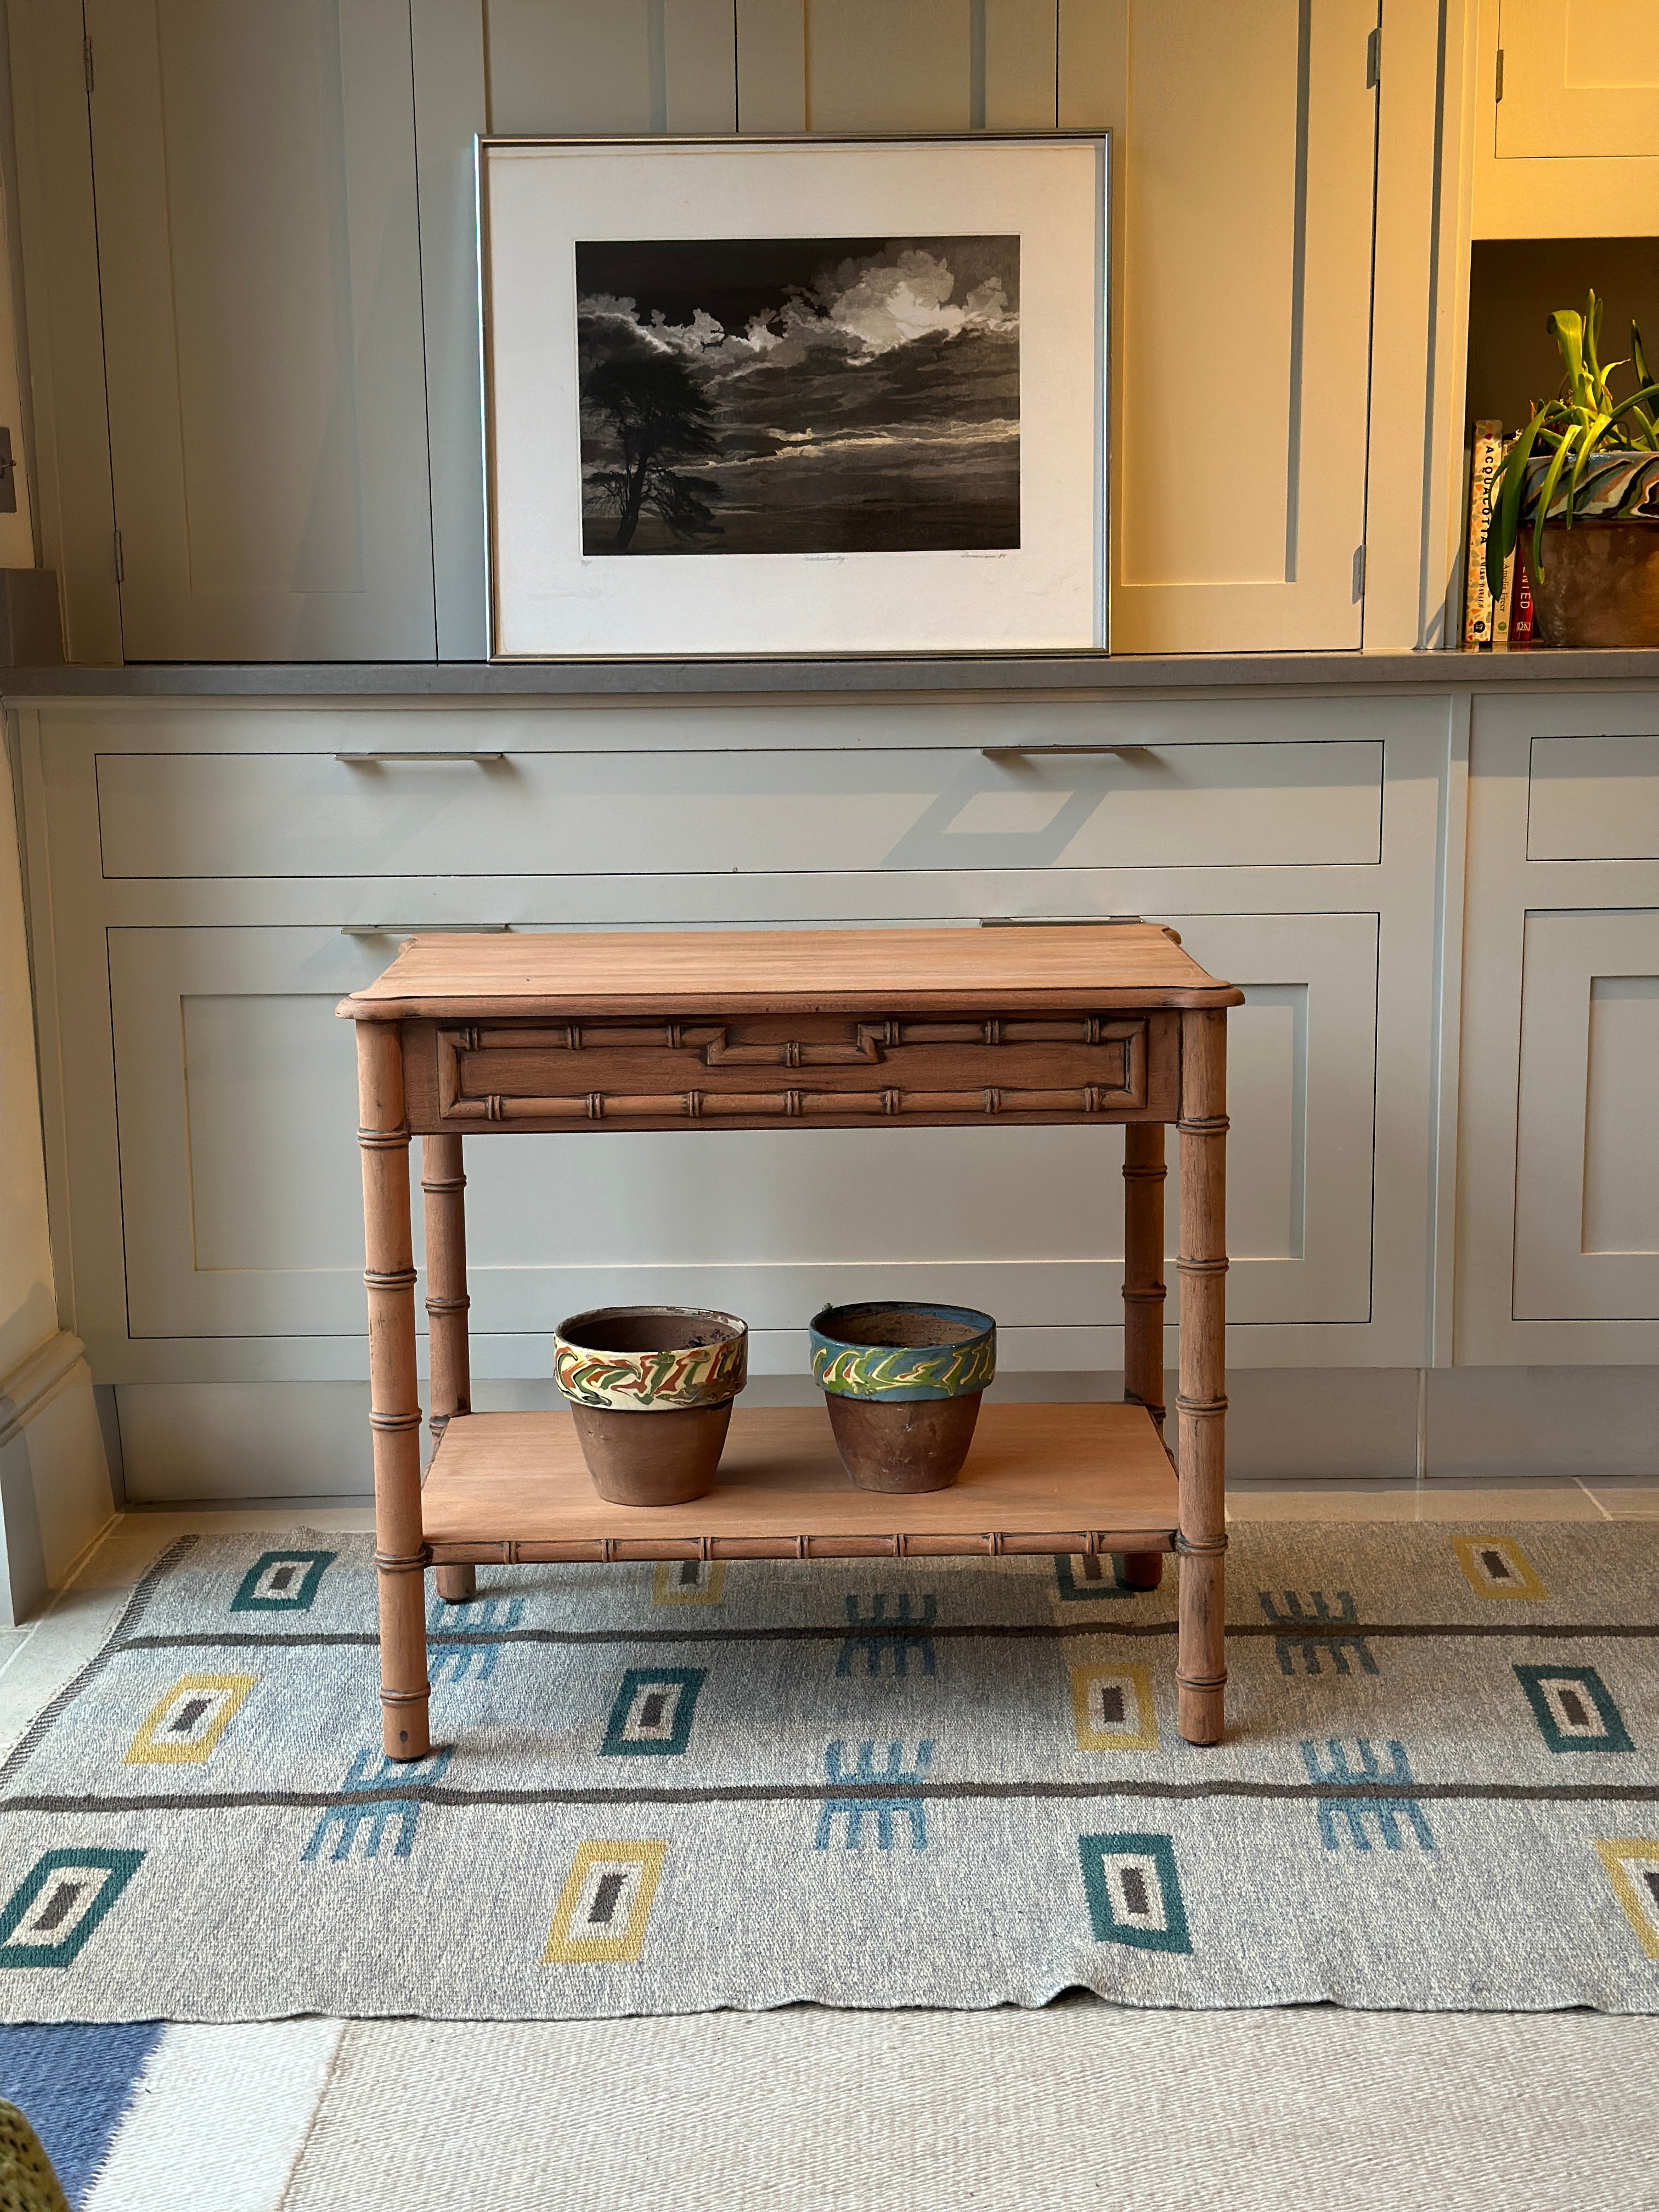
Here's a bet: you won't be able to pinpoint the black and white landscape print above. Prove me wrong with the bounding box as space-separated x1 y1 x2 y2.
575 235 1019 556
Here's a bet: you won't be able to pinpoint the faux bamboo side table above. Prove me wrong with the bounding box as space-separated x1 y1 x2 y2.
338 924 1242 1759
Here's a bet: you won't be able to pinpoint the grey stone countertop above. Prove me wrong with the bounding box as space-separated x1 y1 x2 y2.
3 646 1658 700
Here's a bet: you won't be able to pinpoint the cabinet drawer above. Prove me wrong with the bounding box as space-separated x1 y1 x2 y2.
1528 735 1659 860
94 741 1384 879
402 1011 1177 1134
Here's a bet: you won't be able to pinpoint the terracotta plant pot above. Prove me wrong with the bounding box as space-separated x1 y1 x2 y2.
809 1300 996 1494
1521 521 1659 648
554 1306 747 1506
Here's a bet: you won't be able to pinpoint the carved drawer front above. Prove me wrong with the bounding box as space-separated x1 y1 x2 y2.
409 1012 1173 1132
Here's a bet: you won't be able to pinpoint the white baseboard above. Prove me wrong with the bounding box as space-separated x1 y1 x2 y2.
109 1367 1659 1504
0 1330 116 1620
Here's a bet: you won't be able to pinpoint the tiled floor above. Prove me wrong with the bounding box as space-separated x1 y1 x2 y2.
0 1508 374 1756
1226 1472 1659 1520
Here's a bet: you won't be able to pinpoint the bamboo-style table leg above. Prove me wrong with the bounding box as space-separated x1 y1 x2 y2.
357 1021 431 1761
1120 1120 1166 1592
1176 1009 1228 1745
424 1132 476 1606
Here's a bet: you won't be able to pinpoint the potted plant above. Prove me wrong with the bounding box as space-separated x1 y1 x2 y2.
1486 293 1659 647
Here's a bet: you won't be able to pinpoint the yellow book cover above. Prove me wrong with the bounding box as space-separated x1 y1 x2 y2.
1463 420 1502 647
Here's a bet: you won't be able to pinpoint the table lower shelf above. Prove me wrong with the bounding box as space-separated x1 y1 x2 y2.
419 1402 1180 1563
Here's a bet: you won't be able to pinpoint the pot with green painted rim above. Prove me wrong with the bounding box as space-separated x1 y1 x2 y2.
554 1306 748 1505
809 1300 996 1494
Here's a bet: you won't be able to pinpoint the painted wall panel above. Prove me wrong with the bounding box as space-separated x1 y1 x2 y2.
1527 733 1659 861
1457 693 1659 1363
1513 909 1659 1321
1099 0 1380 650
84 0 436 659
1495 0 1659 160
485 0 736 135
1584 977 1659 1259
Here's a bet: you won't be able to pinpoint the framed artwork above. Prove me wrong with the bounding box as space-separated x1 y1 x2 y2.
479 135 1108 659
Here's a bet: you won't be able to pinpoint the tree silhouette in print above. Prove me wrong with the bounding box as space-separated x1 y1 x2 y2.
577 235 1019 556
584 353 723 551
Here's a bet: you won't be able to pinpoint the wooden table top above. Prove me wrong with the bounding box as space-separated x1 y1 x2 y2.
338 923 1242 1021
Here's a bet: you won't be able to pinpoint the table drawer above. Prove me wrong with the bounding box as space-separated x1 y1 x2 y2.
94 737 1383 879
403 1011 1179 1133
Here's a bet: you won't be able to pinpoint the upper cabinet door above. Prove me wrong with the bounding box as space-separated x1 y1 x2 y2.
1496 1 1659 160
1077 0 1380 653
485 0 738 133
1475 0 1659 236
85 1 436 661
735 0 1059 131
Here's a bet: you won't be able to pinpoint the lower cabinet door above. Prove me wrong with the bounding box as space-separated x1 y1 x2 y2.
106 912 1379 1354
1164 911 1378 1331
1514 909 1659 1323
109 927 390 1338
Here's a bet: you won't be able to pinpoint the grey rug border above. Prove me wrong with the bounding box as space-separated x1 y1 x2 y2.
0 1535 201 1786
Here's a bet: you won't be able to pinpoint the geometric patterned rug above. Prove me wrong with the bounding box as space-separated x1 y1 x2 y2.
1 1523 1656 2021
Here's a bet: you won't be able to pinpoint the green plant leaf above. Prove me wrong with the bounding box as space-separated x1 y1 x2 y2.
1607 380 1659 449
1486 415 1546 600
1584 291 1605 389
1531 425 1582 580
1565 410 1613 518
1549 309 1587 411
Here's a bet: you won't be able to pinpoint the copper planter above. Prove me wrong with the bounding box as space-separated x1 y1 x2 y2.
1521 521 1659 648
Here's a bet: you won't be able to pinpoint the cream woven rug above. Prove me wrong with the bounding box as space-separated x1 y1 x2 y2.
1 1522 1656 2020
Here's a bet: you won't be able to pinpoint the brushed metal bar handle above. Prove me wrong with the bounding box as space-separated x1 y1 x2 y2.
341 923 512 936
334 751 506 764
980 915 1144 928
980 743 1150 759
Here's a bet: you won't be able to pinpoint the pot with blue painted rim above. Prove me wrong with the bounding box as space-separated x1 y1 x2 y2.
809 1300 996 1493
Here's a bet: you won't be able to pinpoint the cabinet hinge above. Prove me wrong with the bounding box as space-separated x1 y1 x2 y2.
83 35 93 95
1352 544 1367 602
1365 26 1381 89
113 528 123 584
1495 47 1504 102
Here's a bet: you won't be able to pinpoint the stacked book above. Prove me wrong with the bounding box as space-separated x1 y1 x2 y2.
1464 419 1534 647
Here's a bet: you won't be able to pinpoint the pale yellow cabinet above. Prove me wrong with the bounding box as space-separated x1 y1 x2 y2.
1475 0 1659 234
84 0 437 660
1072 0 1381 652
